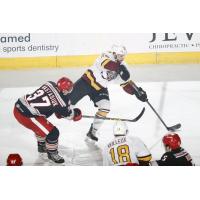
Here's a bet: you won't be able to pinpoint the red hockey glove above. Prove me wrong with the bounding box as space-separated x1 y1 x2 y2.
55 113 63 119
73 108 82 121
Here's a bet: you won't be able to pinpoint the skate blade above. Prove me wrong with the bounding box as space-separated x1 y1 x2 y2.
39 153 48 161
85 137 97 144
48 159 66 166
85 137 99 150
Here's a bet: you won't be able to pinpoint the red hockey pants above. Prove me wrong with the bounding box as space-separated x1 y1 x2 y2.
13 106 54 138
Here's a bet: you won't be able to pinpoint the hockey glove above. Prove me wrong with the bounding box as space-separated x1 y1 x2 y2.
134 87 148 102
118 64 130 81
55 113 63 119
73 108 82 121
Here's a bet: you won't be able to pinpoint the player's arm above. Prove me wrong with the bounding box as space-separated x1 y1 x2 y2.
101 58 120 71
118 65 147 102
151 152 174 166
120 80 147 102
137 154 152 166
54 106 82 121
131 137 152 166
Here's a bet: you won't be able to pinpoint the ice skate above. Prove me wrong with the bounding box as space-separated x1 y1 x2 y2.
47 151 65 164
37 141 47 153
85 124 98 144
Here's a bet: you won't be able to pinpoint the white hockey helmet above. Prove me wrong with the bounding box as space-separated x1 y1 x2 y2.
111 44 127 62
113 120 128 136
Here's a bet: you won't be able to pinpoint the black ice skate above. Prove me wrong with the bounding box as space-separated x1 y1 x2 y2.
37 141 47 153
85 124 98 143
47 151 65 164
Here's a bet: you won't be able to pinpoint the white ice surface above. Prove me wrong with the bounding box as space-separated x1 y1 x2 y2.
0 81 200 165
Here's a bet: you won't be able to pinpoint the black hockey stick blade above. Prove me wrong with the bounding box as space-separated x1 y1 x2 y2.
167 123 182 131
129 107 145 122
83 107 145 122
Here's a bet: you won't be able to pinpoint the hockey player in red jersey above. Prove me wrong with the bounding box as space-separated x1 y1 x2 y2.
150 133 194 166
13 77 82 164
69 45 147 143
102 120 152 166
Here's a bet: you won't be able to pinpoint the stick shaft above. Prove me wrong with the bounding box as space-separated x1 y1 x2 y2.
131 81 170 130
83 107 145 122
146 101 169 130
83 115 135 122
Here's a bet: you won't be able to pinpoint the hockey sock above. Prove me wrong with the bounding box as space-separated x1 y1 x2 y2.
36 135 46 143
92 110 109 134
46 127 59 152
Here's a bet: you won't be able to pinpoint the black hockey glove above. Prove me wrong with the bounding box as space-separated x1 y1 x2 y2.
118 65 130 81
134 87 148 102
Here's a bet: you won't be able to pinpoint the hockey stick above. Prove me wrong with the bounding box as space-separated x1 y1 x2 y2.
131 81 181 131
83 107 145 122
146 100 181 131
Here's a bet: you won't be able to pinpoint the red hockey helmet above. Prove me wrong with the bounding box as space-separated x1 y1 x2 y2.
7 153 23 166
162 133 181 150
57 77 73 94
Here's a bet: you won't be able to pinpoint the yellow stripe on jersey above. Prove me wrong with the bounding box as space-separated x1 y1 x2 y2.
101 59 110 68
85 70 101 91
137 155 152 162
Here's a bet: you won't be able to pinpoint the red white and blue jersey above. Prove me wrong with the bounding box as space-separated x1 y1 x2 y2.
15 81 72 118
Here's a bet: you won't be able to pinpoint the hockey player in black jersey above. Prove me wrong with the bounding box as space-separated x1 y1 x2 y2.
151 133 194 166
13 77 82 164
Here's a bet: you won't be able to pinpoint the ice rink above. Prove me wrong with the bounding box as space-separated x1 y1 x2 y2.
0 64 200 166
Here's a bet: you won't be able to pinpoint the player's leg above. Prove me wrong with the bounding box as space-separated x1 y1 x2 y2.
14 107 52 153
34 116 65 163
14 107 64 163
69 78 91 105
86 88 110 142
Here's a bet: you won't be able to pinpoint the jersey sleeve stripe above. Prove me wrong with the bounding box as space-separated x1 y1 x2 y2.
101 59 110 67
120 81 129 87
101 59 119 71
